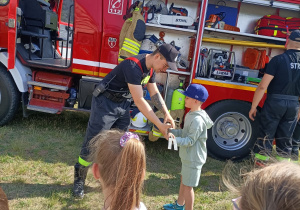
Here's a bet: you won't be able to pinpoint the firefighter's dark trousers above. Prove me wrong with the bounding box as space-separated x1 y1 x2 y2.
78 94 131 166
254 94 299 158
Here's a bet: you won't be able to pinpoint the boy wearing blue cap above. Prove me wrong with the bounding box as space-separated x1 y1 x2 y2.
163 84 214 210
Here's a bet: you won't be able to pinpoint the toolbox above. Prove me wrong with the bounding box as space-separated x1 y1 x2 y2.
235 67 259 78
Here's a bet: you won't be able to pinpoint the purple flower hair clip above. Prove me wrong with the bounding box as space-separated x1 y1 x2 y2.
120 132 140 147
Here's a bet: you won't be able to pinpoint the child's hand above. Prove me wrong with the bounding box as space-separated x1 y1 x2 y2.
167 132 175 140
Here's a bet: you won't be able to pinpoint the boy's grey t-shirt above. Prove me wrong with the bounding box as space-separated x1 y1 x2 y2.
170 109 213 168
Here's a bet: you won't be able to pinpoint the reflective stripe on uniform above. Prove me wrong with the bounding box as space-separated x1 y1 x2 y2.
153 130 162 137
255 153 270 161
141 76 150 85
121 45 139 55
275 155 290 161
78 156 92 167
125 38 141 48
124 40 140 52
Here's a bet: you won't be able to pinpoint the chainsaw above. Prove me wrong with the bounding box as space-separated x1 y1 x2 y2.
205 12 240 32
147 3 194 26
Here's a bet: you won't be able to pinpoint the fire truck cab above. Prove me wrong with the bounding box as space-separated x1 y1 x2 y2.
0 0 299 160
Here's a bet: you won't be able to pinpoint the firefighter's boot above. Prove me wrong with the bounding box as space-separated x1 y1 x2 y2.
73 163 88 198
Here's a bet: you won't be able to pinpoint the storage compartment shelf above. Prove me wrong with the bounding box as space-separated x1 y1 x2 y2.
182 0 299 11
193 77 258 88
202 37 285 49
146 23 197 35
205 27 286 42
228 0 300 11
166 69 191 75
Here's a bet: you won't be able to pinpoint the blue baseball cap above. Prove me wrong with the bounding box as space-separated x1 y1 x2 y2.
178 84 208 102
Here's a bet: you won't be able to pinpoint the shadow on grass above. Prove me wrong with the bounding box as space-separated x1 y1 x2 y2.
1 182 98 200
1 182 100 209
144 169 222 196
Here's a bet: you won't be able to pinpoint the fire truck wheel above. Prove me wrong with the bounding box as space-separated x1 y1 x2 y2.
206 100 259 161
0 65 20 126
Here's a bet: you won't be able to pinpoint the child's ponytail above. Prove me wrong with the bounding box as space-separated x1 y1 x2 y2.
89 130 146 210
111 138 146 210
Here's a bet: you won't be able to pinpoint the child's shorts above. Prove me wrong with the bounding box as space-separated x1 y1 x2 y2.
181 163 202 187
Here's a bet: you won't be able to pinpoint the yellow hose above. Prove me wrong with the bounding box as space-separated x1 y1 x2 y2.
203 37 285 49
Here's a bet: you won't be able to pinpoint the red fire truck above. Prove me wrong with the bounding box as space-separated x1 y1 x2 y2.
0 0 299 160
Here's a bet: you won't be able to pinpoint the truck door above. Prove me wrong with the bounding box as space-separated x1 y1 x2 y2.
0 0 17 69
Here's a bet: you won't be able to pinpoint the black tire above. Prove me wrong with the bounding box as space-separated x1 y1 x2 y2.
0 65 20 126
206 100 259 161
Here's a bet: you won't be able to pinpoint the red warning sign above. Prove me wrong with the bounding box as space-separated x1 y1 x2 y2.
108 0 123 15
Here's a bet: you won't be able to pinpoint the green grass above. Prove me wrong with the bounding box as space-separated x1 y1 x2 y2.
0 110 235 209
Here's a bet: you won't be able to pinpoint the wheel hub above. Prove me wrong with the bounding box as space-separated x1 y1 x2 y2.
217 117 239 139
212 112 252 151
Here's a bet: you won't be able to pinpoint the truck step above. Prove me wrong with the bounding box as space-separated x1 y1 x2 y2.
27 81 68 91
27 105 59 114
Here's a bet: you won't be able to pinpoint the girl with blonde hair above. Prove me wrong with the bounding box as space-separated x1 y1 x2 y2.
223 161 300 210
89 130 147 210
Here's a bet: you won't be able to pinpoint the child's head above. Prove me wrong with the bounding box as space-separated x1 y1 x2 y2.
179 84 208 109
89 130 146 210
224 161 300 210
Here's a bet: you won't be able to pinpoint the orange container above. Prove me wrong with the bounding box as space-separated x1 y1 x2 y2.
243 48 260 69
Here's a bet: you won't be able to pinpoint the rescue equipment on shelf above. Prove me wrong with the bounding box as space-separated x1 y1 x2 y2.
147 2 194 27
148 109 185 141
171 77 185 110
131 109 148 128
246 77 262 86
207 49 236 80
144 0 168 23
202 37 285 49
149 34 164 47
168 137 178 150
118 2 145 63
157 14 194 26
255 15 300 38
205 12 240 32
169 3 188 16
197 48 209 77
243 48 269 70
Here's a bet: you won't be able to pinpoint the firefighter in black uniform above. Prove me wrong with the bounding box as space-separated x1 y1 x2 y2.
73 44 179 198
249 30 300 165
